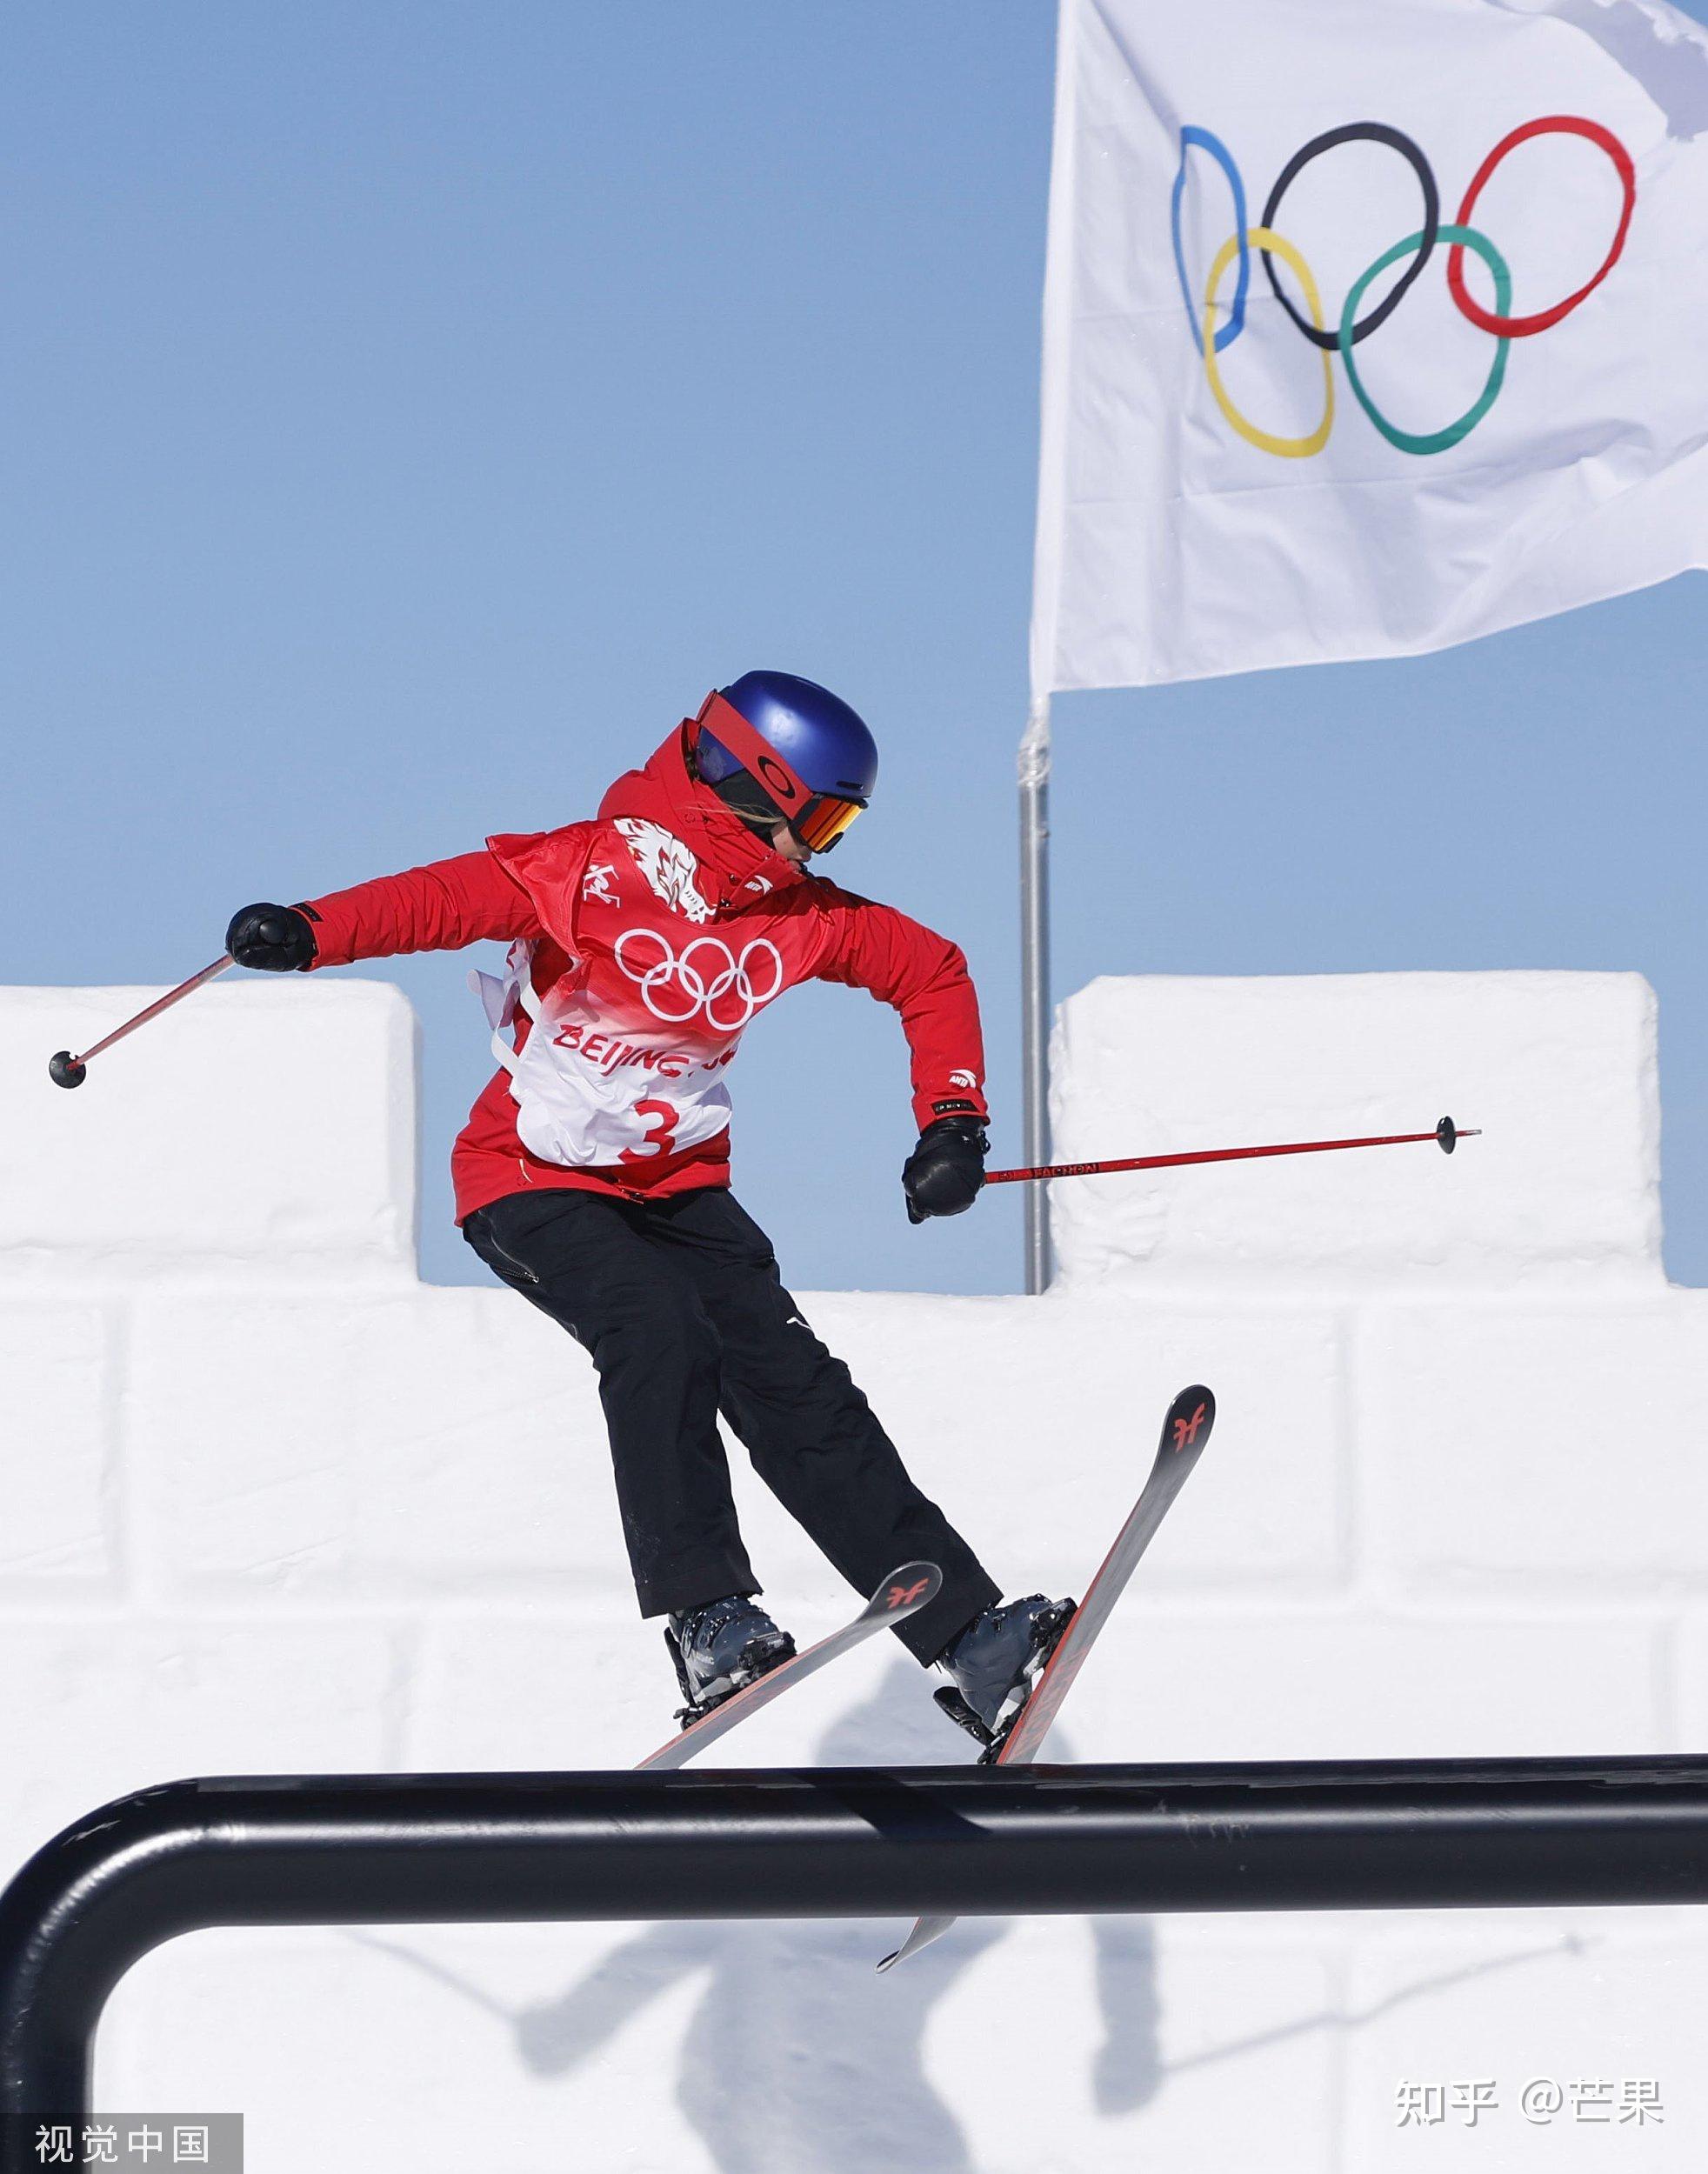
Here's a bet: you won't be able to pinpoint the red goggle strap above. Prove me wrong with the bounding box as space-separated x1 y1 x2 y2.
693 690 813 819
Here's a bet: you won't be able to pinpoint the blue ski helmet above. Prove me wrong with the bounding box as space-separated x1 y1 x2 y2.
693 670 878 851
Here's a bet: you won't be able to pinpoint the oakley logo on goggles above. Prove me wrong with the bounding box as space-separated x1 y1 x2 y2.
694 691 867 852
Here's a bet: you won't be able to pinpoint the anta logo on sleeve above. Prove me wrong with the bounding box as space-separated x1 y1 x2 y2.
614 818 716 924
581 863 620 907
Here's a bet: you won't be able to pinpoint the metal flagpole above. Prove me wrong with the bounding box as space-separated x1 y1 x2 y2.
1020 0 1075 1295
1018 695 1052 1293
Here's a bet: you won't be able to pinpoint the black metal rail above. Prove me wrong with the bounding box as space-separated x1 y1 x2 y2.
4 1755 1707 2166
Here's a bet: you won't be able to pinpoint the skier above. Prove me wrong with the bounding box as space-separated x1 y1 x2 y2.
224 671 1069 1733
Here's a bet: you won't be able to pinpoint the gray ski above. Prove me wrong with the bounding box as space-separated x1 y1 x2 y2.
637 1561 943 1771
878 1384 1216 1970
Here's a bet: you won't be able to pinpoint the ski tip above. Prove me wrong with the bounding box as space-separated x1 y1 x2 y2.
867 1561 943 1622
877 1914 955 1972
1164 1384 1215 1457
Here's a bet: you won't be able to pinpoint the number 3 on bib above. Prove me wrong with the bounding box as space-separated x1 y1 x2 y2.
621 1098 679 1165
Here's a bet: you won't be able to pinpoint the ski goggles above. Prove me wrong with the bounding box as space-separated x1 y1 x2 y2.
692 690 869 853
789 790 866 852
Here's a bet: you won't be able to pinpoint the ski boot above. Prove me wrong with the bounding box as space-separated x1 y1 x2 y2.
933 1592 1076 1757
665 1593 797 1726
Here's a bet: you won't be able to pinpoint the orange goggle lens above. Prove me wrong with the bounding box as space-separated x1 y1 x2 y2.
792 794 865 851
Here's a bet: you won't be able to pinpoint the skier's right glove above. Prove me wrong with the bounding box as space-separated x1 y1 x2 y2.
903 1115 988 1224
225 903 317 972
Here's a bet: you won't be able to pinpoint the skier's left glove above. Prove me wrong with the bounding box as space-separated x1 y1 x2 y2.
225 902 317 972
903 1114 988 1224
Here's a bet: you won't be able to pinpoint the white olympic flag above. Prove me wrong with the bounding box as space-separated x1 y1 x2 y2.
1031 0 1708 691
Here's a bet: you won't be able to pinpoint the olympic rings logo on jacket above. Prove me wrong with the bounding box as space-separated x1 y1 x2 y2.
1171 117 1636 460
614 926 786 1032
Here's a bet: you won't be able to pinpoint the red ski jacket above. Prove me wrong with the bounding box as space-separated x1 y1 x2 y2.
301 722 990 1223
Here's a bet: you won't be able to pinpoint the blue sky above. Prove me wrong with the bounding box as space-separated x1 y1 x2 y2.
5 1 1705 1293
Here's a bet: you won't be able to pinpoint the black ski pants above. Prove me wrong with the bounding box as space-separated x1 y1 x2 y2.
463 1184 999 1664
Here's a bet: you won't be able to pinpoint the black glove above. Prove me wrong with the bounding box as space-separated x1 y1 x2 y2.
225 902 317 972
903 1114 988 1224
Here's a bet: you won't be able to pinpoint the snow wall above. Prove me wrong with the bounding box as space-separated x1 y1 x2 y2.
3 970 1706 2172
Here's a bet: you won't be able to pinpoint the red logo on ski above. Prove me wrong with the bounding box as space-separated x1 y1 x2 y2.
1172 1401 1208 1452
889 1577 933 1610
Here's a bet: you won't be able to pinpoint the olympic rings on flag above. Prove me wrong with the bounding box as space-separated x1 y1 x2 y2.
1448 116 1635 337
1260 123 1440 352
1172 127 1251 355
1341 224 1511 456
1203 227 1335 458
1173 115 1636 458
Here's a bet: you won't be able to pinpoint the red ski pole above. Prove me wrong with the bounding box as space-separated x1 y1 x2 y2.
985 1115 1478 1186
49 957 236 1089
